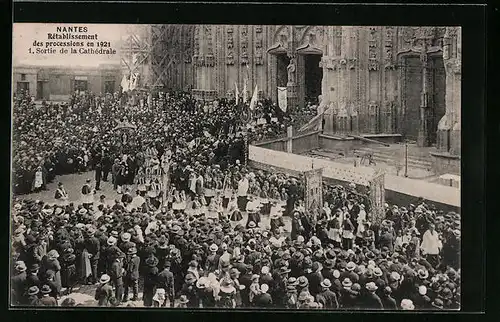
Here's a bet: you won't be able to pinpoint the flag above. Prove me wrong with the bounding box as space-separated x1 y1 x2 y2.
243 63 250 102
132 73 139 90
235 82 239 105
249 85 258 111
129 73 137 91
277 87 287 112
243 78 248 103
120 74 129 92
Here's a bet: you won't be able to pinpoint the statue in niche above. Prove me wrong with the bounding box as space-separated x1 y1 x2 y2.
287 57 296 85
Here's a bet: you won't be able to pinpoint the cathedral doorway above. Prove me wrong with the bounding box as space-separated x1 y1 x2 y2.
400 55 446 145
304 54 323 105
276 54 290 88
401 56 422 141
429 56 446 145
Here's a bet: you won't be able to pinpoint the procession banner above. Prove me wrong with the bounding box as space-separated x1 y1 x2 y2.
304 168 323 214
277 87 287 112
249 85 258 111
369 169 386 224
235 82 240 105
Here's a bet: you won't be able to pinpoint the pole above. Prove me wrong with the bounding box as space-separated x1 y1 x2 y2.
244 130 248 166
404 140 408 177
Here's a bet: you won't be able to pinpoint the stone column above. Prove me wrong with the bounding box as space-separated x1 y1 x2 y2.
287 54 298 111
437 27 461 155
192 25 217 100
417 44 432 147
286 126 293 153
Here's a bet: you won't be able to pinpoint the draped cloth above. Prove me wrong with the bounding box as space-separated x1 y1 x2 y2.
79 249 92 280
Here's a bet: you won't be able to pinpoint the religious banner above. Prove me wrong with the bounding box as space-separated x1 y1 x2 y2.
304 168 323 214
369 169 386 223
277 87 287 112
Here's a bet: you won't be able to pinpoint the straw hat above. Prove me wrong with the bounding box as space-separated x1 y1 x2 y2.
178 295 189 304
121 232 131 242
346 261 356 271
15 261 27 272
418 269 429 279
342 278 353 288
99 274 111 284
366 282 378 292
320 279 332 288
27 286 39 296
107 236 117 246
401 299 415 310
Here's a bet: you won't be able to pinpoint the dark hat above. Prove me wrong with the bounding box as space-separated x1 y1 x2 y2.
440 287 453 300
29 263 40 272
41 284 52 294
185 273 197 283
128 247 137 255
431 298 444 309
324 259 335 269
145 256 159 267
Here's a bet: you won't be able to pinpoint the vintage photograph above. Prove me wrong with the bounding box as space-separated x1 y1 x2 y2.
11 24 461 310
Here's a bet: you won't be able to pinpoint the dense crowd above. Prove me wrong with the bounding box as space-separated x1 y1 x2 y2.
12 89 314 195
11 89 460 310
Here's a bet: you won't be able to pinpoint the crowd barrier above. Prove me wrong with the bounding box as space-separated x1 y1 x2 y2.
249 145 460 211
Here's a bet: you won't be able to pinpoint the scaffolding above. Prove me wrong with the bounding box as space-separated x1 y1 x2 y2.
120 24 195 91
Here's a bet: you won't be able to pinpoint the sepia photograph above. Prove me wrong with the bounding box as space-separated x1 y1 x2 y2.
10 23 462 310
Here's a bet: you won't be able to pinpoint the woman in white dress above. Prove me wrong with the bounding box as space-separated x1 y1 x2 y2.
33 166 44 192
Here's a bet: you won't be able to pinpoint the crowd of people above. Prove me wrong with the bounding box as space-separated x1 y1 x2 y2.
11 88 460 310
12 89 315 196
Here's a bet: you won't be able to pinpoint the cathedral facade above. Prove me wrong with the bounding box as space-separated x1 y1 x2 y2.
126 25 460 158
189 25 460 156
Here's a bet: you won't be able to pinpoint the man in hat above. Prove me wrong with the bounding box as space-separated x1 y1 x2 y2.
109 251 124 303
26 286 41 306
54 182 69 206
316 279 339 309
39 284 58 306
11 261 27 305
143 256 160 307
180 273 199 308
123 247 140 302
380 286 398 310
81 179 94 209
442 229 460 270
26 263 42 290
157 261 175 307
84 226 101 284
420 223 442 269
308 262 324 297
254 283 273 307
361 282 383 309
94 274 113 306
205 244 220 273
119 232 136 254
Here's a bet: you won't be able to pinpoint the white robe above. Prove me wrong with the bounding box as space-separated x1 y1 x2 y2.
420 230 442 255
237 178 249 197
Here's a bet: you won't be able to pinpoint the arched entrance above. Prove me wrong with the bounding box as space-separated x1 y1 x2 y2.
303 54 323 105
399 51 446 146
